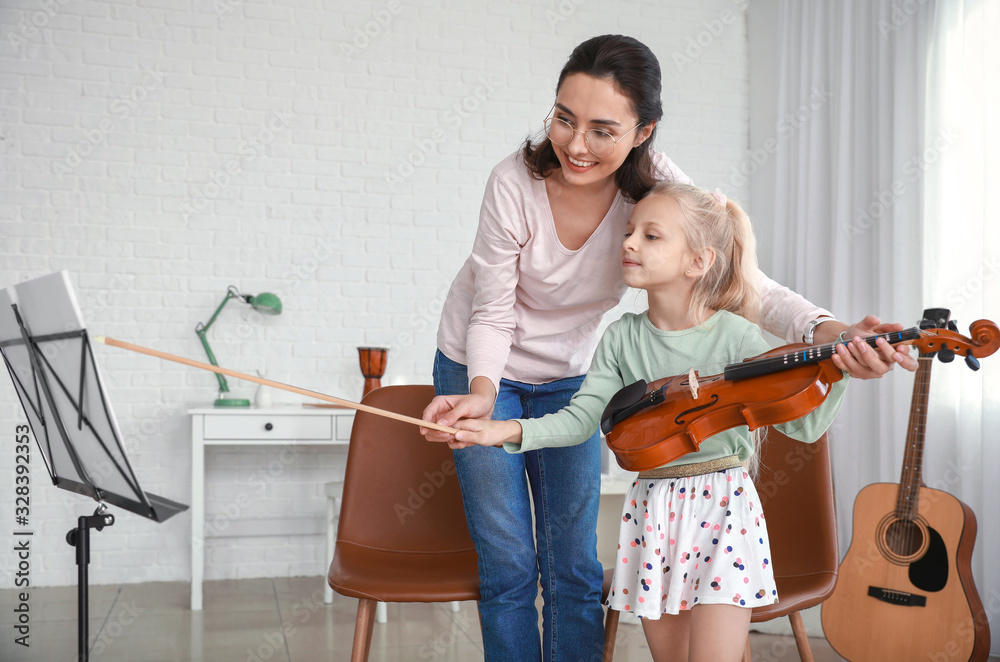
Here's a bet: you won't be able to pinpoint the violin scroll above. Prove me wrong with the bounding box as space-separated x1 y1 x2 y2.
908 319 1000 363
968 319 1000 356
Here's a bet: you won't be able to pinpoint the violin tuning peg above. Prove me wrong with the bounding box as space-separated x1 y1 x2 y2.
965 353 981 371
947 320 959 332
937 346 956 363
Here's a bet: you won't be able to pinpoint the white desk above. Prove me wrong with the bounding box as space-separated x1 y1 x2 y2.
189 406 355 610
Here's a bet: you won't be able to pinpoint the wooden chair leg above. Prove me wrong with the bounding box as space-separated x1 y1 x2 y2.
742 633 752 662
603 607 620 662
351 598 377 662
788 611 814 662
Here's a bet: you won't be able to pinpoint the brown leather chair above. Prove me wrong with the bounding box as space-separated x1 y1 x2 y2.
327 385 480 662
600 429 838 662
742 429 837 662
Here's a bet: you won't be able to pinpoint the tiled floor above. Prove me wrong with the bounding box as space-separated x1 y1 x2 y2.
0 577 848 661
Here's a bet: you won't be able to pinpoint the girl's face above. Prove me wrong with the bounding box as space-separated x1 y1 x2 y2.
622 194 700 291
549 73 654 189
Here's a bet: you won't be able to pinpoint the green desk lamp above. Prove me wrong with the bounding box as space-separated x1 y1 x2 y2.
195 285 282 407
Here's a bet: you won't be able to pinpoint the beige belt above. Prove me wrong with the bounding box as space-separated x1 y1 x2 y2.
636 454 742 479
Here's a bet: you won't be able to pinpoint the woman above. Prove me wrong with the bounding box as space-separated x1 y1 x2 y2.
422 35 913 662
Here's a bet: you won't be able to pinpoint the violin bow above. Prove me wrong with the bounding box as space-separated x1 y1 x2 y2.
93 336 459 435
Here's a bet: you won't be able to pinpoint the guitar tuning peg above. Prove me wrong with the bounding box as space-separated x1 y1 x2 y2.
937 346 956 363
965 353 981 371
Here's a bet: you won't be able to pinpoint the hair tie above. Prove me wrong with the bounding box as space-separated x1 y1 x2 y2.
712 189 727 207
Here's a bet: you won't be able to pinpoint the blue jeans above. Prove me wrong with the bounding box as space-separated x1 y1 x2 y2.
433 350 605 662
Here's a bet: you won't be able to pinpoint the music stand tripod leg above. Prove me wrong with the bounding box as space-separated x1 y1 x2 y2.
66 506 115 662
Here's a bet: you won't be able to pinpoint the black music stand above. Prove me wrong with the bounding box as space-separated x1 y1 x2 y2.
0 271 187 662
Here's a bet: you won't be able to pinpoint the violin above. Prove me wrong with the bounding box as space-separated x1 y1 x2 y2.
600 319 1000 472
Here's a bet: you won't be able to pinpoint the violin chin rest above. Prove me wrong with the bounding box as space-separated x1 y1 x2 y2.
600 379 649 435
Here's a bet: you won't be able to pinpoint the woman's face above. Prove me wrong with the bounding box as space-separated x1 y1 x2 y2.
549 73 654 190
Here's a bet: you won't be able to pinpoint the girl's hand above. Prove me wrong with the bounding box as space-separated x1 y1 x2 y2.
420 392 495 443
829 315 918 379
448 419 523 450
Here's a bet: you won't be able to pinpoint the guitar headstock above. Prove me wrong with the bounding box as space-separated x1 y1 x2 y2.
918 308 951 331
916 308 951 359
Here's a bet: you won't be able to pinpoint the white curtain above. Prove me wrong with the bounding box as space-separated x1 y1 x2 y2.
923 0 1000 653
768 0 999 653
770 0 932 554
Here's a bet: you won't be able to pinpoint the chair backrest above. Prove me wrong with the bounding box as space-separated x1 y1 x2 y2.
751 428 838 620
336 385 475 554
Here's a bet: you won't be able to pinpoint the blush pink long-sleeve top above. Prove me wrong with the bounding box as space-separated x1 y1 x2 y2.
436 151 832 394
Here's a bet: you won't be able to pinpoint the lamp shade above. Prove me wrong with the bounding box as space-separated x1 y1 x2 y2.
246 292 282 315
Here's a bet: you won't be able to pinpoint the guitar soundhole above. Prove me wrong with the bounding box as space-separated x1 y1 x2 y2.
885 520 924 556
876 514 930 563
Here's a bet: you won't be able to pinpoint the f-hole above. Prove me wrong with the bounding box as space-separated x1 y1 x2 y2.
674 394 719 425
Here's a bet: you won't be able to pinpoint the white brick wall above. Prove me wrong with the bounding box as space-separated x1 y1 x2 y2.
0 0 751 587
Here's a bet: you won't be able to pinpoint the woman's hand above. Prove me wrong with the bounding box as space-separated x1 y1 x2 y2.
819 315 918 379
420 392 495 443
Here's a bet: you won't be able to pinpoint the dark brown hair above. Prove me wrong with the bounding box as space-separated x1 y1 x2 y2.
521 35 663 202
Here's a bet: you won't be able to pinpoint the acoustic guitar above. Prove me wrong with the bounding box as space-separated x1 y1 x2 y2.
821 309 991 661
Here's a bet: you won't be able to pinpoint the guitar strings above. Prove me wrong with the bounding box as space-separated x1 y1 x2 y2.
897 353 933 560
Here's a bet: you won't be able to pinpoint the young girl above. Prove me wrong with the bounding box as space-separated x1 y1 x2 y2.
446 182 849 662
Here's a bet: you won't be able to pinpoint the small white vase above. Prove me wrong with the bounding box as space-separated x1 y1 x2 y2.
254 370 272 408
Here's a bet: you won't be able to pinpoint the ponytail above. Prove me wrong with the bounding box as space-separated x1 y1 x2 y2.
708 199 761 326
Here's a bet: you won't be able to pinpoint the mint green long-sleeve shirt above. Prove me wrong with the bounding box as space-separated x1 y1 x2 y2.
509 310 848 466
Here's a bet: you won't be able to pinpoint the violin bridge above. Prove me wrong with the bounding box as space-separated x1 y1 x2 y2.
687 368 700 399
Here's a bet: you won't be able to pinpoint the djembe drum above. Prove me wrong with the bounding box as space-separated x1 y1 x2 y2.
358 347 388 397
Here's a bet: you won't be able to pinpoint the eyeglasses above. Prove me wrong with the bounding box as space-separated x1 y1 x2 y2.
543 110 642 158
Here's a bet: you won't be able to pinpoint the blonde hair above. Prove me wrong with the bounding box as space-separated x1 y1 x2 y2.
645 181 761 325
645 181 764 474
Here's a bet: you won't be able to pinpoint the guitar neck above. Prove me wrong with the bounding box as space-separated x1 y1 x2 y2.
896 355 933 518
